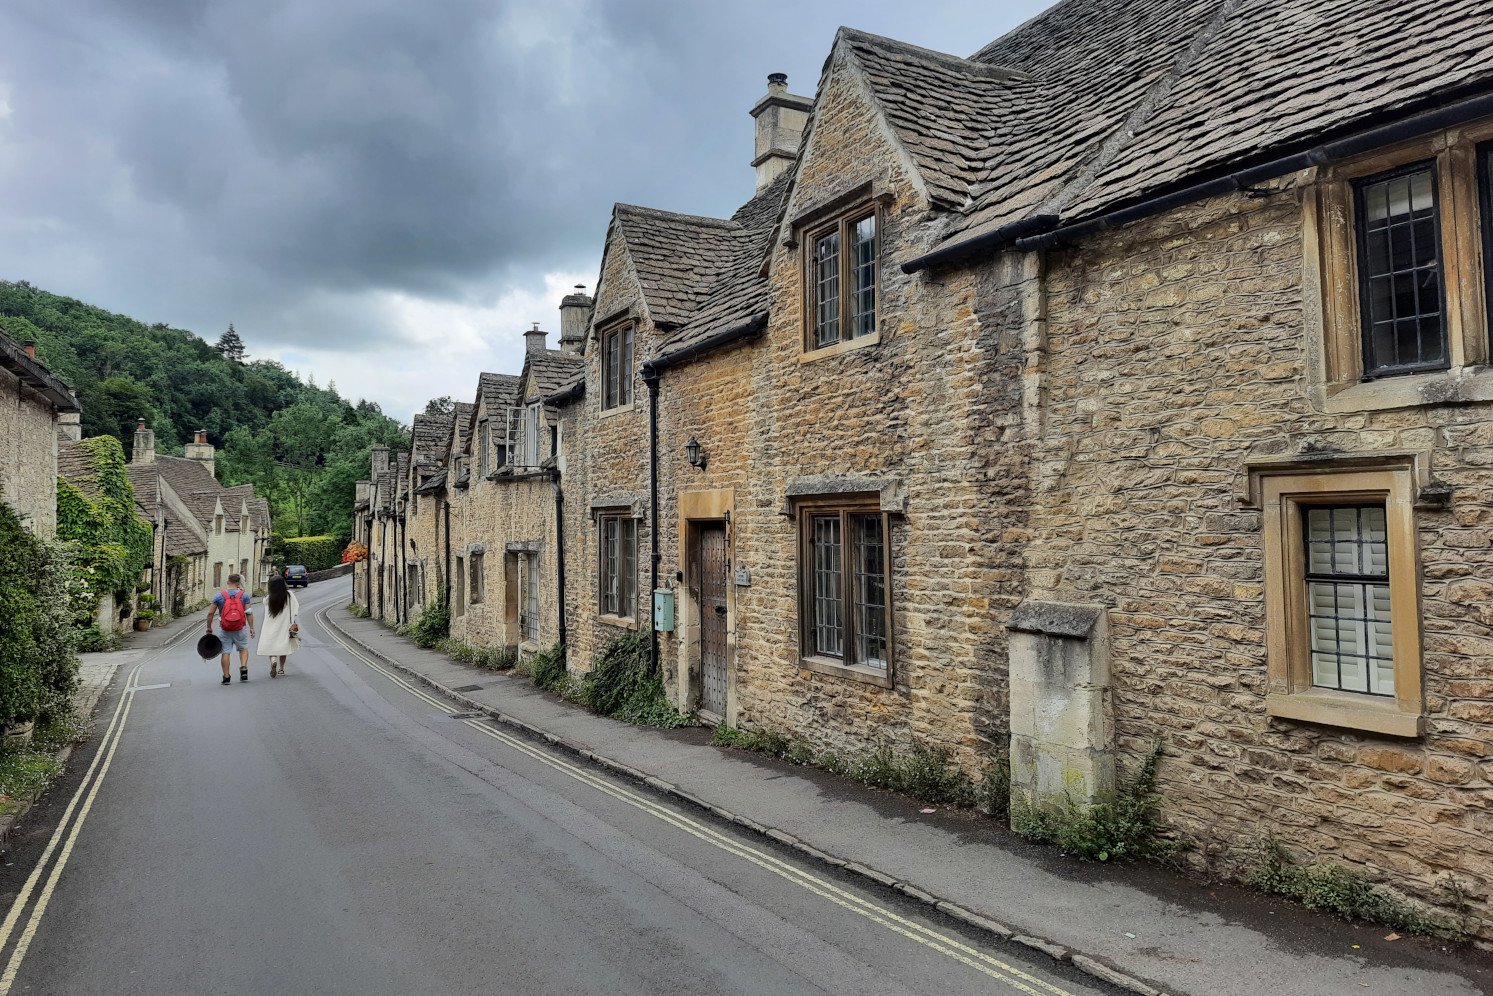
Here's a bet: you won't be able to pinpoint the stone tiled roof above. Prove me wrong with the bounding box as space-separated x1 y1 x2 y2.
180 490 225 532
526 349 584 399
221 485 257 531
653 171 793 362
612 204 740 328
547 367 585 403
395 453 410 498
844 1 1493 249
250 497 271 532
411 412 453 465
125 465 159 517
57 440 103 500
415 467 447 495
163 519 207 556
478 373 521 417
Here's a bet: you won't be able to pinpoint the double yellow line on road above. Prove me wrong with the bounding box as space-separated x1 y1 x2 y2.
0 659 150 995
319 609 1078 996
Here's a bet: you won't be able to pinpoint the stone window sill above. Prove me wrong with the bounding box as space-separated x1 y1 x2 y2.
598 402 636 421
1321 367 1493 414
598 613 638 631
800 331 880 364
1266 690 1422 738
799 655 892 689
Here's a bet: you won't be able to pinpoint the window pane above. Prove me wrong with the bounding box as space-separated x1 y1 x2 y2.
1303 505 1393 697
852 514 887 669
620 518 637 614
813 230 841 348
621 326 633 405
848 215 877 340
1357 166 1445 374
809 514 843 657
602 518 618 615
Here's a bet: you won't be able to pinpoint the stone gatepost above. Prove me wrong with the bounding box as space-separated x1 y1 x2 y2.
1008 601 1115 818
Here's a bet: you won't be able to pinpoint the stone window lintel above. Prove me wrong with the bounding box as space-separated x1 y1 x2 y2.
780 476 906 516
1239 449 1446 510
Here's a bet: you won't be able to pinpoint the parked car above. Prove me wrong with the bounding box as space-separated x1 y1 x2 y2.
283 564 309 588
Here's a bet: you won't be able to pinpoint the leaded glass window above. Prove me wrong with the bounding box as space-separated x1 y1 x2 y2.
801 505 892 673
805 209 878 351
1355 163 1447 376
519 552 540 642
1304 505 1393 696
602 324 633 410
599 512 636 618
813 230 841 348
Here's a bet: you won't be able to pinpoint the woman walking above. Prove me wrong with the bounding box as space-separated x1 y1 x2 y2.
257 575 301 677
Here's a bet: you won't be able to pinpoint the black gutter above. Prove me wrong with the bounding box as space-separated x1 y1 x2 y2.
377 512 386 619
639 314 767 379
642 369 662 677
904 88 1493 271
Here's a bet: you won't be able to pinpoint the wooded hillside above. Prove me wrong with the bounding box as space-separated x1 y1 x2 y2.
0 280 407 541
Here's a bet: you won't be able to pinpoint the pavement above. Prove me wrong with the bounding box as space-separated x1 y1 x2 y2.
325 603 1493 996
0 578 1115 996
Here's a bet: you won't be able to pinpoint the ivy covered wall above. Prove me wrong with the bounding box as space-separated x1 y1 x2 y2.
55 435 153 629
0 502 77 728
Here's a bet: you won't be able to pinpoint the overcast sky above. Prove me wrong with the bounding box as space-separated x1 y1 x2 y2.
0 0 1052 421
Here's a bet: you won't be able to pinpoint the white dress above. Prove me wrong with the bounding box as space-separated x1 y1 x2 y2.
256 594 301 658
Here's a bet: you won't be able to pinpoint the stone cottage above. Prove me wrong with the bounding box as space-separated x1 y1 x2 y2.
0 328 80 537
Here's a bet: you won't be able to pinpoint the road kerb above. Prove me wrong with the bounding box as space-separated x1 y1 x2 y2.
323 609 1173 996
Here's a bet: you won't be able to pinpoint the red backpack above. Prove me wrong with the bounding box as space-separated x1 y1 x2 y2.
219 590 247 631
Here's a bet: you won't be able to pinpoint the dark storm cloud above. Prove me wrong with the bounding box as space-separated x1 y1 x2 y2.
0 0 1046 383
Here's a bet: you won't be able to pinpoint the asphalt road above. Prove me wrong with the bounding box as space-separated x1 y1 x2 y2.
0 580 1115 996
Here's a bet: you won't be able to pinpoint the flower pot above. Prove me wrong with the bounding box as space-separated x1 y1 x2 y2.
134 618 153 632
3 721 35 745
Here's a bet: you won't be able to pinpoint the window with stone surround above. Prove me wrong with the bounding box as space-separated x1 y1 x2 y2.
796 498 893 685
478 419 491 476
1259 466 1423 737
1312 123 1493 405
601 322 634 411
1481 140 1493 330
803 208 878 355
597 511 637 620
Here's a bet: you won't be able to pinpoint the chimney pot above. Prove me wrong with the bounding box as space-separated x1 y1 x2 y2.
751 73 812 191
22 340 36 359
57 411 82 443
184 429 215 477
558 286 594 354
132 417 156 464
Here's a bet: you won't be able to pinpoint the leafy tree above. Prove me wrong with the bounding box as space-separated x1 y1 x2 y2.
0 281 408 538
424 396 456 416
215 323 246 361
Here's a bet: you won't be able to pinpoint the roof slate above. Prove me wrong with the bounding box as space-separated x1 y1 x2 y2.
841 1 1493 249
412 412 453 464
57 440 102 500
613 205 740 328
526 349 584 399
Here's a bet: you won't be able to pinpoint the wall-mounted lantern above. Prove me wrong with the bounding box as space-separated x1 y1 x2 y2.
685 436 707 471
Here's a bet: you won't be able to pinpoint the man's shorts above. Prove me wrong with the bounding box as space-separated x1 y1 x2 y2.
218 626 251 651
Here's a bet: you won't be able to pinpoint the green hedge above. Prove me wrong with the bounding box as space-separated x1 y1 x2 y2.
278 535 341 573
0 502 78 729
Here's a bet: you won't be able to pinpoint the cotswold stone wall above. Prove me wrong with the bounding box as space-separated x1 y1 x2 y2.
451 471 506 649
0 369 60 537
715 51 1031 764
403 490 443 618
490 472 563 654
563 226 653 674
1034 183 1493 923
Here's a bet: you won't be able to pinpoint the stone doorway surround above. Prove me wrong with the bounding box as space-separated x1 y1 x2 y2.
677 488 736 725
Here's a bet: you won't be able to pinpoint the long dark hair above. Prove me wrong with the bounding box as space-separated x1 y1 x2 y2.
267 576 289 618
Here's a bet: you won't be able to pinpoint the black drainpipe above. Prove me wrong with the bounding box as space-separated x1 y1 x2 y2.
643 369 661 677
443 496 452 608
551 420 568 656
377 514 387 619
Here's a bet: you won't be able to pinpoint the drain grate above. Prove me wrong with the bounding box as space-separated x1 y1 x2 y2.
451 684 484 693
447 711 484 720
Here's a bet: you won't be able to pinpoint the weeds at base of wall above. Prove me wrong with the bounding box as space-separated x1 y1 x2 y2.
408 596 449 649
440 638 514 672
347 602 371 619
1245 835 1475 941
75 625 123 653
579 632 692 729
1011 741 1178 863
712 726 1010 816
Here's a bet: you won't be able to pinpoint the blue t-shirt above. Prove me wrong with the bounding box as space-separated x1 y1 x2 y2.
213 589 251 609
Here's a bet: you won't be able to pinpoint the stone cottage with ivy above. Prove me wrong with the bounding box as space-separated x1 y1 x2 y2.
0 328 79 537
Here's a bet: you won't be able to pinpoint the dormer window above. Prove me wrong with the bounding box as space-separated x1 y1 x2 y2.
601 322 634 411
215 513 223 534
805 208 877 353
521 402 542 467
478 420 491 476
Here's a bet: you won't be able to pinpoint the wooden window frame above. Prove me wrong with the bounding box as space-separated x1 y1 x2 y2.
596 510 638 624
1352 160 1450 377
469 550 484 605
600 322 635 412
478 419 491 476
795 497 894 688
1479 140 1493 344
1312 122 1493 405
1261 467 1423 737
801 205 881 359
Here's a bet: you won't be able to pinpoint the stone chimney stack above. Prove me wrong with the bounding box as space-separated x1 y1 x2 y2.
559 286 592 354
355 480 370 506
184 429 215 478
371 444 391 480
131 418 156 464
751 73 812 191
22 340 36 359
525 323 547 355
57 412 82 443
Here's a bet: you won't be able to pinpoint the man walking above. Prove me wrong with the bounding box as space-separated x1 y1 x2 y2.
206 573 256 684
